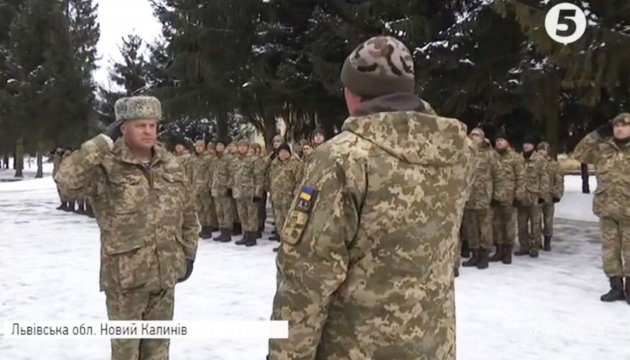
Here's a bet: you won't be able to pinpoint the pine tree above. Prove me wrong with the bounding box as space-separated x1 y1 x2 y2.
111 34 149 95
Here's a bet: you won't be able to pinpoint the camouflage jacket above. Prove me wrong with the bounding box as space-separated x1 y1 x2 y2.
493 148 525 205
268 157 302 201
573 131 630 219
465 142 497 209
231 154 263 199
211 153 232 197
542 156 564 200
520 152 550 206
52 153 63 176
176 153 193 185
54 135 200 293
190 154 212 195
270 93 476 360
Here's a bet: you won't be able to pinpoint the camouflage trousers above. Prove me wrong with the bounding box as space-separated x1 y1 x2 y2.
105 288 174 360
599 217 630 277
195 191 217 228
271 195 293 237
517 205 542 250
231 198 240 227
542 203 555 237
235 198 258 232
493 204 517 245
462 208 493 250
214 196 234 231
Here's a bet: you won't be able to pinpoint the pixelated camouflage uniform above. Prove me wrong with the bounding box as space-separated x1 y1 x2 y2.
268 157 302 233
573 128 630 278
492 147 524 249
231 150 263 235
190 153 216 231
55 135 200 360
270 94 476 360
515 151 550 252
537 142 564 239
211 151 234 234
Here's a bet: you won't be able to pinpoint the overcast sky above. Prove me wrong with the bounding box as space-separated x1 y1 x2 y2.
94 0 161 89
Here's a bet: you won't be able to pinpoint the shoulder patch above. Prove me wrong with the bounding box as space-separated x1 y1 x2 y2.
295 185 318 213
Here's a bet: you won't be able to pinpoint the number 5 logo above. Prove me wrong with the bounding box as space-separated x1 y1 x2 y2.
545 3 587 45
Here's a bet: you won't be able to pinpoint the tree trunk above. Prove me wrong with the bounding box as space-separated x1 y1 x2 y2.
544 111 559 158
263 110 277 151
581 163 590 194
14 138 24 178
216 113 229 142
35 131 45 178
2 152 8 169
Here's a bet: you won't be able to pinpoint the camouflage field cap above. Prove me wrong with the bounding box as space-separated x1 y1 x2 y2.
537 141 550 151
612 112 630 125
114 96 162 122
341 35 415 98
470 128 485 137
236 139 249 146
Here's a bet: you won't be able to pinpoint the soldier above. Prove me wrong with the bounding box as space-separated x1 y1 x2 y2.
536 141 564 251
311 128 326 149
269 36 476 359
251 143 267 238
174 139 193 184
514 135 549 258
489 132 524 265
301 142 313 161
60 148 75 212
211 140 234 242
54 96 200 359
205 142 219 231
461 128 497 270
191 140 215 239
573 113 630 304
266 135 284 241
226 142 242 235
231 141 264 246
268 143 302 252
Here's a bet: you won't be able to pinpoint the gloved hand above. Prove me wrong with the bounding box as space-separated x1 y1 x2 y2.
178 260 194 283
538 198 545 204
490 199 501 207
226 188 232 197
103 119 124 141
553 197 560 203
595 123 613 138
253 196 262 203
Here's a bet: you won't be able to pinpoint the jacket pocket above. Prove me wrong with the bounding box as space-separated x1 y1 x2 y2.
104 231 154 290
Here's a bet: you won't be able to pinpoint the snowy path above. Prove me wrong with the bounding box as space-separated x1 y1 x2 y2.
1 177 629 360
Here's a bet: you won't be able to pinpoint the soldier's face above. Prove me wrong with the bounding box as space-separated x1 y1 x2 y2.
613 122 630 140
175 144 185 154
272 137 283 149
121 119 158 150
313 133 325 145
302 145 313 156
344 87 362 116
216 143 225 153
278 149 290 161
194 141 206 154
523 143 534 152
496 139 509 150
471 134 483 145
238 145 249 155
206 148 216 155
538 149 548 157
248 147 256 156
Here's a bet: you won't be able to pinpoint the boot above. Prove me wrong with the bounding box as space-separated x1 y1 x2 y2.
600 277 625 302
461 241 470 259
56 203 65 211
462 249 479 267
489 245 503 262
213 229 223 241
543 236 551 251
454 267 459 277
86 205 95 218
64 201 75 212
625 277 630 305
502 245 513 264
476 249 489 269
514 246 529 256
256 231 262 239
245 231 257 247
199 227 213 239
235 231 249 245
529 249 539 258
273 245 280 252
233 223 242 235
269 234 280 241
219 229 232 243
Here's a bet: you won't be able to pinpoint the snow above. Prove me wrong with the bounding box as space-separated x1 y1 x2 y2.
1 171 629 359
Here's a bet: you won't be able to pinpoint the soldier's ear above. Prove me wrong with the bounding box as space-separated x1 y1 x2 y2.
120 122 127 135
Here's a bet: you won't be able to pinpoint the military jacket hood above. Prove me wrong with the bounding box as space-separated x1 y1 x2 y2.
343 93 471 167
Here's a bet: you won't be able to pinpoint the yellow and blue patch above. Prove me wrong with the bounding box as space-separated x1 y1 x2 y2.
295 185 317 213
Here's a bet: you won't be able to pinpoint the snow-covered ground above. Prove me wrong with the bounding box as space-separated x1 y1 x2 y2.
1 170 628 360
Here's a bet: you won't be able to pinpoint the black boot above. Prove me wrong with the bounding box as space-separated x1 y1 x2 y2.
245 231 257 247
56 203 65 210
213 229 223 241
269 234 280 241
256 231 262 239
199 226 213 239
462 249 479 267
235 231 249 245
625 277 630 305
502 245 513 264
489 245 503 262
233 223 242 235
600 277 625 302
461 241 470 259
543 236 551 251
273 245 280 252
514 246 529 256
529 249 539 258
454 267 459 277
64 201 75 212
476 249 489 269
219 229 232 243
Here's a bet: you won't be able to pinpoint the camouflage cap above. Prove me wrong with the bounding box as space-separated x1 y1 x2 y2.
470 127 485 137
612 112 630 125
341 36 415 98
114 96 162 122
537 141 550 151
236 139 249 146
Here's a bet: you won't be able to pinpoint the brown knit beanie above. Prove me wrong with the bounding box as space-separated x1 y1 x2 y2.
340 36 415 98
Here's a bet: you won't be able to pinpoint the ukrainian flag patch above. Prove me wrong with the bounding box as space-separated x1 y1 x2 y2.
295 186 317 213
